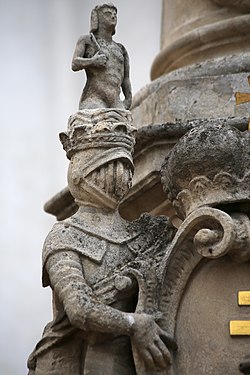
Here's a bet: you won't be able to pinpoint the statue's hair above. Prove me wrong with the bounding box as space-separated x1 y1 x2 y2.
90 3 117 35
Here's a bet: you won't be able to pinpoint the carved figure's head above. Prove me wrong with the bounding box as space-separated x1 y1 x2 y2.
90 3 117 35
60 109 136 210
161 124 250 220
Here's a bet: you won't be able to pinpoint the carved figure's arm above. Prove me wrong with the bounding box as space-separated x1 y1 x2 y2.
46 250 134 335
72 35 107 72
120 44 132 109
46 250 174 370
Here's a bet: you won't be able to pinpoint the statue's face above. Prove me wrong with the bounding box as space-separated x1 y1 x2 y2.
98 6 117 28
68 153 133 210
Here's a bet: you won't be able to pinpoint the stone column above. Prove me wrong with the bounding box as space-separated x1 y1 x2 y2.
152 0 250 78
126 0 250 221
132 0 250 127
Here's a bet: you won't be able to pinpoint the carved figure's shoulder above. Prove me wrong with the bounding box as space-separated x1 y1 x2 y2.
76 34 91 46
42 218 108 270
43 220 75 248
42 219 82 260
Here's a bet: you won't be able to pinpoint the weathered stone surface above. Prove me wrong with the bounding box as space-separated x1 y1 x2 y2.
132 54 250 128
161 123 250 219
152 0 250 78
240 355 250 374
130 0 250 230
44 118 249 222
158 123 250 374
175 257 250 374
38 116 250 374
212 0 250 11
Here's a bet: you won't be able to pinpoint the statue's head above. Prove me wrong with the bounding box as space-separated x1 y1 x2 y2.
90 3 117 35
60 109 136 210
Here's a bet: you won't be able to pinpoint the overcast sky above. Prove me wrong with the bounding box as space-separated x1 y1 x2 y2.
0 1 162 374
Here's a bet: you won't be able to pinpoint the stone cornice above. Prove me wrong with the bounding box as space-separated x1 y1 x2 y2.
134 117 248 154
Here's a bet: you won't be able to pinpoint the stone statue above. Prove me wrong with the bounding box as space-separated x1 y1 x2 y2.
27 112 177 375
72 3 132 110
27 5 177 375
26 1 250 373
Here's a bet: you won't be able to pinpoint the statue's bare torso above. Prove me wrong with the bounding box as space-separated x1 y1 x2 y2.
81 37 125 109
71 5 132 110
72 33 132 110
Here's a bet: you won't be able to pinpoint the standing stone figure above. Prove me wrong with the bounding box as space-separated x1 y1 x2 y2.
27 4 177 375
72 3 132 110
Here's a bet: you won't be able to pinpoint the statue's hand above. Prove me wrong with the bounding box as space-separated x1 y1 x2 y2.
131 313 176 370
92 52 107 68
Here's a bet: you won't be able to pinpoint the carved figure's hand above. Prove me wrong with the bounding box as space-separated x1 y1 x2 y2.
131 313 176 370
92 52 107 68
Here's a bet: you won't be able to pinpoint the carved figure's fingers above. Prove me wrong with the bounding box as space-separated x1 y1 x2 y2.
149 343 169 369
154 337 172 365
159 329 178 351
97 52 107 60
139 348 155 369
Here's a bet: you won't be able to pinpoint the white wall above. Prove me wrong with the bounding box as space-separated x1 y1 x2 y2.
0 1 161 373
